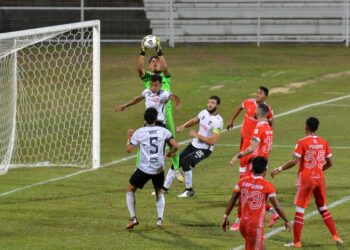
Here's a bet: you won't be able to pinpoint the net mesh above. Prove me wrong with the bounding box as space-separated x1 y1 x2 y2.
0 27 94 174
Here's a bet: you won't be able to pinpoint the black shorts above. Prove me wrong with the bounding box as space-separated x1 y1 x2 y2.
180 143 212 169
129 168 164 190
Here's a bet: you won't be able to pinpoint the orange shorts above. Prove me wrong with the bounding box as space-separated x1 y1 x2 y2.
240 137 252 171
294 179 327 208
240 219 264 250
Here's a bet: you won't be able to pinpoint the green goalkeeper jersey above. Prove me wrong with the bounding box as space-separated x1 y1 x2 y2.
142 71 171 91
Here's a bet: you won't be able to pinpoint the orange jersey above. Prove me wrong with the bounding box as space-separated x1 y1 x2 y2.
234 176 276 224
241 99 273 139
251 121 274 160
293 135 332 185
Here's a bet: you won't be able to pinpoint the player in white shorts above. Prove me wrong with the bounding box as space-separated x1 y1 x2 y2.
125 107 178 229
162 96 224 198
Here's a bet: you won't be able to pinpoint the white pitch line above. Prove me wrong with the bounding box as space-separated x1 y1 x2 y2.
231 194 350 250
217 144 350 149
321 104 350 107
0 94 350 197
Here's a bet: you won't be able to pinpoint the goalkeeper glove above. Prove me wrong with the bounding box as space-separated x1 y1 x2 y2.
140 36 146 56
155 37 163 56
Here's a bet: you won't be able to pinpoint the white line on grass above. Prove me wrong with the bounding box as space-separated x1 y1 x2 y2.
231 194 350 250
217 144 350 149
0 94 350 197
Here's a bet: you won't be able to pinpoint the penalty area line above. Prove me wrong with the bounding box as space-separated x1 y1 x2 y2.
0 93 349 197
230 194 350 250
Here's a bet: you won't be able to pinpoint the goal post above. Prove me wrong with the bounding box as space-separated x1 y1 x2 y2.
0 20 101 174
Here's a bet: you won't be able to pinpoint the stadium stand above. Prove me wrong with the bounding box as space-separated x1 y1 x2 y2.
145 0 346 42
0 0 151 40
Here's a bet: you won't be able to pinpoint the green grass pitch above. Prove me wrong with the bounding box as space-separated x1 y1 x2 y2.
1 44 350 249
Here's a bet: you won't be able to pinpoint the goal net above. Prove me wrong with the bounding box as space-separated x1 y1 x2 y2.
0 20 100 175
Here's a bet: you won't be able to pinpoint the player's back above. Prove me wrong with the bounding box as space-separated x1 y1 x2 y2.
236 176 276 224
241 99 273 138
252 121 273 159
295 135 331 183
132 126 172 174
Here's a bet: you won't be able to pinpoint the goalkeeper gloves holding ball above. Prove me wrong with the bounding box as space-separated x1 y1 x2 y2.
140 36 163 56
155 37 163 56
140 36 146 56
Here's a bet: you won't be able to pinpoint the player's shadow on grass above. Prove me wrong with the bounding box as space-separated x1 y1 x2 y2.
0 189 116 205
134 228 212 250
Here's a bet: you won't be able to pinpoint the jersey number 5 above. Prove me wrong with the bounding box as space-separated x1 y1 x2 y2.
150 137 159 154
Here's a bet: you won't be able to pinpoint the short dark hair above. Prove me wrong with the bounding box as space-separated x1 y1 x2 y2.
151 73 162 83
209 95 221 105
259 86 269 96
257 103 270 116
148 55 159 64
306 117 319 132
252 157 268 174
144 107 158 125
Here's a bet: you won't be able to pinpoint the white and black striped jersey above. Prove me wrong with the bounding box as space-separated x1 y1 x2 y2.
141 89 172 123
130 125 173 174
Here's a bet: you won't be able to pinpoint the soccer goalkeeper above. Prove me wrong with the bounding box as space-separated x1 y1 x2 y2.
137 36 183 183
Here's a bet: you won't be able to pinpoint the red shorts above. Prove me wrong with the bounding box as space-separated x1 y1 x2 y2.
240 219 264 250
294 179 327 208
239 137 252 172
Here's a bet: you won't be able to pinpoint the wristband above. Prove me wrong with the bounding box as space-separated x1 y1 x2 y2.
223 214 228 219
157 49 163 56
277 166 283 172
140 50 145 56
237 153 243 159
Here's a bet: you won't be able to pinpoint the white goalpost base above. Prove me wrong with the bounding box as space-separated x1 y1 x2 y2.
0 20 100 174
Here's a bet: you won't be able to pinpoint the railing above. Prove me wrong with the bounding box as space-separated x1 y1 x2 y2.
0 0 349 47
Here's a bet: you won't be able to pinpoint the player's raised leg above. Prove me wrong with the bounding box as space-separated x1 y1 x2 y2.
165 101 183 183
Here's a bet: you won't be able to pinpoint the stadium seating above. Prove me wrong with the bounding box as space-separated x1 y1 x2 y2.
0 0 151 39
144 0 347 42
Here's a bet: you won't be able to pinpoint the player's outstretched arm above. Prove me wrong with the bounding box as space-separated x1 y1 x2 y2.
169 94 181 110
137 36 147 79
221 191 240 231
166 138 179 158
155 37 171 77
115 96 144 112
176 117 200 133
226 105 243 130
270 155 298 178
126 129 135 153
230 139 258 165
269 196 292 231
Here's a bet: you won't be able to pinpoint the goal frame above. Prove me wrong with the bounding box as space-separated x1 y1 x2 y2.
0 20 101 170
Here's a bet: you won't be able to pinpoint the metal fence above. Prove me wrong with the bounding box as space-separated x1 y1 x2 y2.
0 0 349 47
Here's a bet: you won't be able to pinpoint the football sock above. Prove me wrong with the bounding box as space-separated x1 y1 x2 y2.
184 170 192 189
293 212 304 243
126 191 136 218
156 193 165 219
163 168 176 189
320 209 338 237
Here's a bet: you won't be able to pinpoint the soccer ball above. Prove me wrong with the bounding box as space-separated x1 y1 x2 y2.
143 35 157 49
